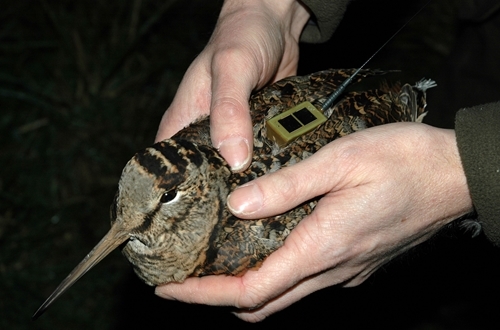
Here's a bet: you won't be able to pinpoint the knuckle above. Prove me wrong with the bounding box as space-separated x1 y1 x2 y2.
211 47 258 79
211 96 247 119
265 169 302 207
330 138 365 170
211 46 247 66
236 285 266 310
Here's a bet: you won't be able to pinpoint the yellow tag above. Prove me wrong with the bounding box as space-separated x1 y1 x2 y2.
266 101 327 147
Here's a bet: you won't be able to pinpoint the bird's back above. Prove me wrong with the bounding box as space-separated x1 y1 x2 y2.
176 69 434 276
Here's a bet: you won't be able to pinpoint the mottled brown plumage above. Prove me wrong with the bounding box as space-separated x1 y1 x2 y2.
33 68 435 318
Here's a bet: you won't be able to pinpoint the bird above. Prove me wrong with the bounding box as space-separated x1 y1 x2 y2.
33 68 435 318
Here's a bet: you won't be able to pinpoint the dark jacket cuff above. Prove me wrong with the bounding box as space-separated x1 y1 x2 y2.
455 102 500 245
300 0 350 43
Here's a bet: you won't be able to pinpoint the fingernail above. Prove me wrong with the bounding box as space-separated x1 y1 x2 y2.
227 183 263 215
218 137 251 172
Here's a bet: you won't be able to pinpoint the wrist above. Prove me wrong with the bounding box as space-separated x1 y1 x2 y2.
418 127 474 230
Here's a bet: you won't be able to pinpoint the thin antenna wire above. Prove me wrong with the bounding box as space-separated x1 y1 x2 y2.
321 0 431 111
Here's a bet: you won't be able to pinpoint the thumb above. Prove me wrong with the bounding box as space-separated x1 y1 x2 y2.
209 56 258 172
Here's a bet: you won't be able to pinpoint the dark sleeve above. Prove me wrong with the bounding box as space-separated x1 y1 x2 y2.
300 0 351 43
455 102 500 246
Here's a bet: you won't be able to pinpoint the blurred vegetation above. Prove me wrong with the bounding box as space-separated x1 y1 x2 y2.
1 0 222 328
1 0 499 329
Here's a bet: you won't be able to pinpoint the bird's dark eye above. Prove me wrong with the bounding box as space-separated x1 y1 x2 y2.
160 190 177 203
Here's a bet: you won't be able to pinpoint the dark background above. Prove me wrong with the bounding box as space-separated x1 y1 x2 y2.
1 0 500 329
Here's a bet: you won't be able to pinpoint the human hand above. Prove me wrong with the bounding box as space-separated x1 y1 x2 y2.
155 122 474 322
155 0 310 171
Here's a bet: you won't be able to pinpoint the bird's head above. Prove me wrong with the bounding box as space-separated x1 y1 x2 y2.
33 139 231 318
115 139 232 285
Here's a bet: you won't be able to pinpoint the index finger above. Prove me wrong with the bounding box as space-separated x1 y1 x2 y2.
209 53 257 171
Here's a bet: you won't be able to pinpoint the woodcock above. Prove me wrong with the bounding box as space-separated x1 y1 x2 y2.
33 68 435 318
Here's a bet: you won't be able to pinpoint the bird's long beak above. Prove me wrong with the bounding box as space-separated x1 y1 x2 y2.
32 225 128 320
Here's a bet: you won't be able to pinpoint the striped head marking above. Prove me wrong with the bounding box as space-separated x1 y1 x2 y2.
33 139 231 318
116 139 232 285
